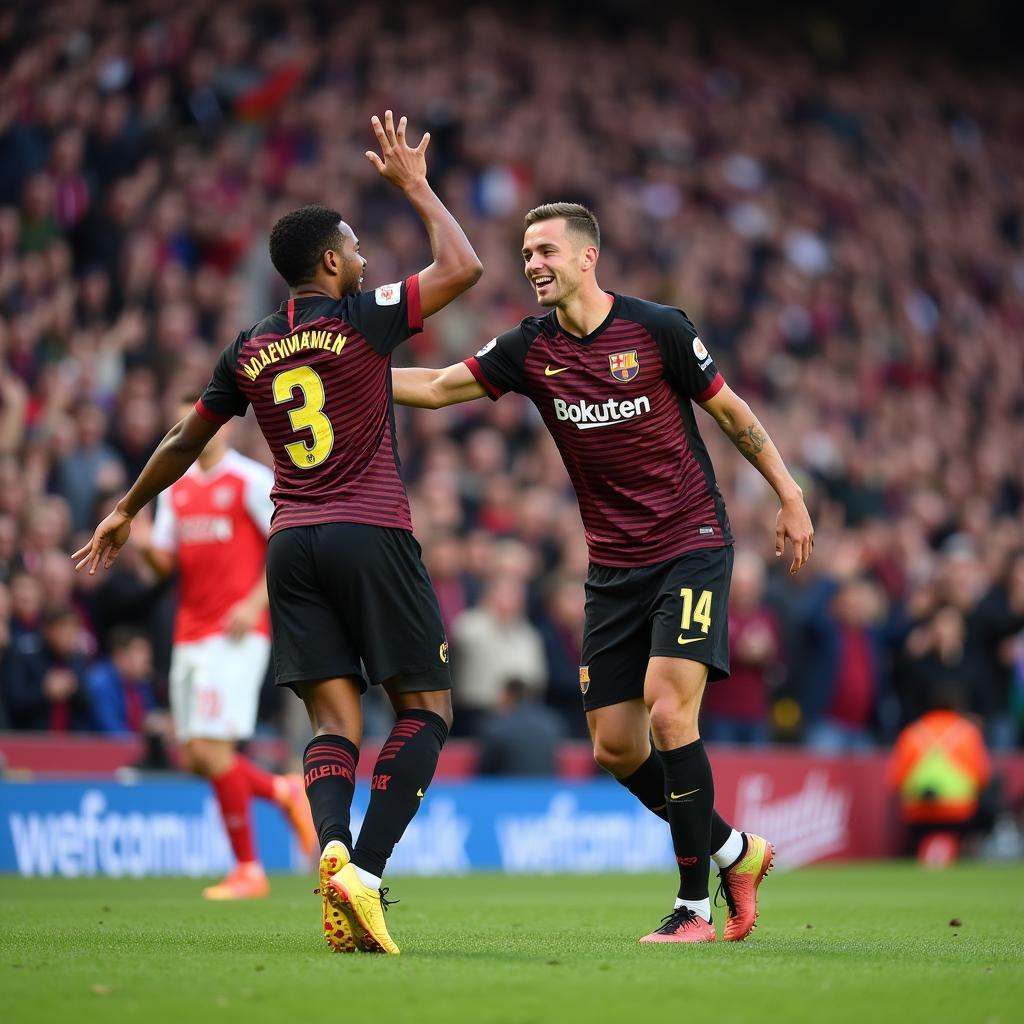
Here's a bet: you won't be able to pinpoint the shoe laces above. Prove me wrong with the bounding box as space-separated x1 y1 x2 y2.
379 886 398 912
656 906 698 934
714 873 737 917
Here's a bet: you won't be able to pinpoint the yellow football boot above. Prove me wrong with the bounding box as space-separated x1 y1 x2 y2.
318 842 355 953
328 862 400 955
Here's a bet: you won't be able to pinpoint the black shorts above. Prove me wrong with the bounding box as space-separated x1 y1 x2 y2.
266 522 452 694
579 545 733 712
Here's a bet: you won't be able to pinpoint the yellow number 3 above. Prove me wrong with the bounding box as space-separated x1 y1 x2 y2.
272 366 334 469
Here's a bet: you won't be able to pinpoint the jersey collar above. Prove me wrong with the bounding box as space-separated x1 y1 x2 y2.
548 292 620 345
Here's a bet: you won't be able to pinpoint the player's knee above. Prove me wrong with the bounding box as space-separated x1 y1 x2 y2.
592 738 641 777
647 697 699 746
418 690 454 732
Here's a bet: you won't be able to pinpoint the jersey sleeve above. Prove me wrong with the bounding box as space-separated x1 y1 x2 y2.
197 335 250 423
240 459 275 537
149 492 178 553
463 325 532 400
344 275 423 355
652 308 724 402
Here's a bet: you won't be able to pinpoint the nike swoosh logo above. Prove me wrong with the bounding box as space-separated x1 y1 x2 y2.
670 789 699 800
544 365 569 376
677 636 705 645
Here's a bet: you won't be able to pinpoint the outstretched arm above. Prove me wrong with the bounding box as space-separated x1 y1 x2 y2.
700 382 813 574
72 410 221 574
392 362 487 409
365 111 482 318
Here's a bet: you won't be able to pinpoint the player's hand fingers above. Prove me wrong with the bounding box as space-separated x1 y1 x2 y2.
104 542 122 569
396 115 407 146
365 150 385 173
74 547 94 572
370 115 389 152
803 535 814 565
416 131 431 155
384 109 397 147
775 520 785 558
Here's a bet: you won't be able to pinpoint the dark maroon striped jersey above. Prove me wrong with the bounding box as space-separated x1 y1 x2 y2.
465 293 732 567
197 276 422 536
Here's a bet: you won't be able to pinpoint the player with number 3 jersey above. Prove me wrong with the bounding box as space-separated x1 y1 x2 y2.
74 111 482 955
392 202 815 944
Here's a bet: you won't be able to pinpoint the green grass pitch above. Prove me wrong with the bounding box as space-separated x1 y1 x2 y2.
2 864 1021 1023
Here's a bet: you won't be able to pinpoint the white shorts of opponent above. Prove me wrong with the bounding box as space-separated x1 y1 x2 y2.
169 633 272 742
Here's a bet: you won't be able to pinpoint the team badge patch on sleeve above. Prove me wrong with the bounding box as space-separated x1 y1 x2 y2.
692 337 709 360
375 282 401 305
579 665 590 694
608 350 639 383
476 338 497 357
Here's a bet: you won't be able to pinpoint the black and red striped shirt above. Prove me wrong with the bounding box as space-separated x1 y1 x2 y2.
198 277 422 536
466 293 732 567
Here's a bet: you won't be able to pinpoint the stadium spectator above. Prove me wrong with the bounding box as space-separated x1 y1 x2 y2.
798 544 889 752
1 605 91 731
702 551 781 744
478 678 564 776
451 575 546 736
83 625 157 734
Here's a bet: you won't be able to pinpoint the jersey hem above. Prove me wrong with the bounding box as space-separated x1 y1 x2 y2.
588 537 732 570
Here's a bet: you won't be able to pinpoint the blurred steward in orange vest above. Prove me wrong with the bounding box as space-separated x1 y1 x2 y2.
887 686 992 865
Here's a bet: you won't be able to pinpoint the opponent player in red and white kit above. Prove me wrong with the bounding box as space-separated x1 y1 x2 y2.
134 398 316 900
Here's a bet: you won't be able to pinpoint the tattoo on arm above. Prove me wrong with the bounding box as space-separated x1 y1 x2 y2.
734 423 767 465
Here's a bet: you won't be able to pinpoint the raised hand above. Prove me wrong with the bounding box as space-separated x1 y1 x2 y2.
72 506 133 575
364 110 430 192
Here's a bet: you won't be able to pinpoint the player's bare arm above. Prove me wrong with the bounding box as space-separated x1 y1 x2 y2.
699 382 814 574
365 110 482 317
392 361 486 409
72 409 221 574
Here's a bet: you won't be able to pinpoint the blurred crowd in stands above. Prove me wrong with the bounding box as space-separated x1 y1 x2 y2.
1 0 1022 756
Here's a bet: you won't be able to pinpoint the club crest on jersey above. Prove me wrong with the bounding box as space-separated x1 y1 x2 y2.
579 665 590 694
608 350 639 383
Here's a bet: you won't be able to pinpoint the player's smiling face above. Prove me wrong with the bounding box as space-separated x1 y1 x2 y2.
335 221 367 295
522 219 589 307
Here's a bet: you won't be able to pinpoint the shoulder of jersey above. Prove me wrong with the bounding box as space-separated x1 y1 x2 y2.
616 293 689 326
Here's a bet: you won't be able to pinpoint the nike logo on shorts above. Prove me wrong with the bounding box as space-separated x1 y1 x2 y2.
677 635 705 646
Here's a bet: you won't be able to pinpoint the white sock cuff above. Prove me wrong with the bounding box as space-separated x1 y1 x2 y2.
353 865 382 890
711 829 744 869
673 897 712 922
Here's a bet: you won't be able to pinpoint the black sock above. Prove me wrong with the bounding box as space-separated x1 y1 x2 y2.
617 750 669 820
352 710 449 878
617 749 736 855
303 734 359 852
656 738 715 901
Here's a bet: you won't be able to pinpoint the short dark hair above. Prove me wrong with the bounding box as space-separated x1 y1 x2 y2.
524 202 600 249
109 625 148 652
269 205 346 287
